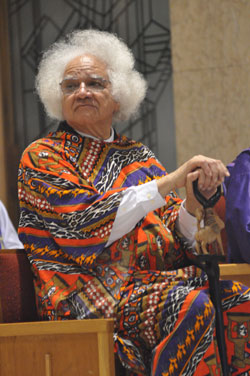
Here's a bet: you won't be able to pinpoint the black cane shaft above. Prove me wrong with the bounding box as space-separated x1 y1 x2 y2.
192 181 230 374
205 260 229 375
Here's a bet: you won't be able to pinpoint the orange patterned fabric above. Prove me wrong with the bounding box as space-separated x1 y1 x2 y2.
18 123 250 375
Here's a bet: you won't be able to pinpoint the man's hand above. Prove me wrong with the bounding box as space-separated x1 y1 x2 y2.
157 155 229 210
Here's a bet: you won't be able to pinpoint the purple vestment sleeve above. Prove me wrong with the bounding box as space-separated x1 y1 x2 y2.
224 148 250 263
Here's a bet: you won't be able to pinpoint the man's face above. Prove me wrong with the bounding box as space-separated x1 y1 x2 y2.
61 54 119 139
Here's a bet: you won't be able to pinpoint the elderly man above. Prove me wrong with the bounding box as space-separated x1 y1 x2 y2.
18 29 250 376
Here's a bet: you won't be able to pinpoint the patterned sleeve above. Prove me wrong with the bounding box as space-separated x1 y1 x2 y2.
158 193 194 268
159 192 183 230
18 139 124 267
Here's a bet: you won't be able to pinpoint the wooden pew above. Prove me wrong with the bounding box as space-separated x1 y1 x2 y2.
220 263 250 287
0 319 115 376
0 249 115 376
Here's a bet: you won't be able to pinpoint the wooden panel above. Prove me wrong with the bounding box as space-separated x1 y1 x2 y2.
0 319 114 337
0 319 115 376
220 263 250 287
0 333 99 376
98 331 116 376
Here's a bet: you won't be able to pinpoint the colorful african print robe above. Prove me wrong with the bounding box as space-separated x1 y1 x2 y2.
18 122 250 375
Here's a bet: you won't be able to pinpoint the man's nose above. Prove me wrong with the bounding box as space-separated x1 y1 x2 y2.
77 82 90 96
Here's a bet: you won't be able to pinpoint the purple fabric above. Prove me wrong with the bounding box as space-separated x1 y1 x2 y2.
223 148 250 263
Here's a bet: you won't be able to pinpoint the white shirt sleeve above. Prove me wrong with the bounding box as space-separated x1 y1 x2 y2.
106 182 197 246
0 200 24 249
76 129 198 247
175 200 197 247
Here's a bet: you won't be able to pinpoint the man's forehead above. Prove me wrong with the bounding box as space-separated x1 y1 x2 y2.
63 73 107 81
63 54 108 77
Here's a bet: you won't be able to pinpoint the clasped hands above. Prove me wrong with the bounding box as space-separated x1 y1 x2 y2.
157 155 230 216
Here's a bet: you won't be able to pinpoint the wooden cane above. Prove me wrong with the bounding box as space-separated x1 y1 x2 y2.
192 180 230 376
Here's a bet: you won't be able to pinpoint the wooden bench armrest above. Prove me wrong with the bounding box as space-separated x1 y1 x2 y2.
220 263 250 286
0 318 114 337
0 319 115 376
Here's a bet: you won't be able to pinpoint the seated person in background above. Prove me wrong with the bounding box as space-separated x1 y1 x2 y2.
18 29 250 376
223 148 250 263
0 199 23 249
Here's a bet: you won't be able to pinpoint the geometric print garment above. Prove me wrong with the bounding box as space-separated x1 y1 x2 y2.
112 265 250 375
18 122 250 375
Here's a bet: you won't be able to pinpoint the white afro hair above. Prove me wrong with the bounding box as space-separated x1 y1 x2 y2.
35 29 147 122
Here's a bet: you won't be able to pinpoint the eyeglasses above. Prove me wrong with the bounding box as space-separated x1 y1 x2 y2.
60 75 110 95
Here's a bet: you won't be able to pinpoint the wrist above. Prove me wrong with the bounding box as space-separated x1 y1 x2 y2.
157 174 175 198
185 198 202 217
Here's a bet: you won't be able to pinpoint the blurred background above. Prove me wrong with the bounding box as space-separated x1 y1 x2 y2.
0 0 250 225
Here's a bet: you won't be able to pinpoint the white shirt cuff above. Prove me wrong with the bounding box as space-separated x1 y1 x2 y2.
107 180 165 246
176 199 197 245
